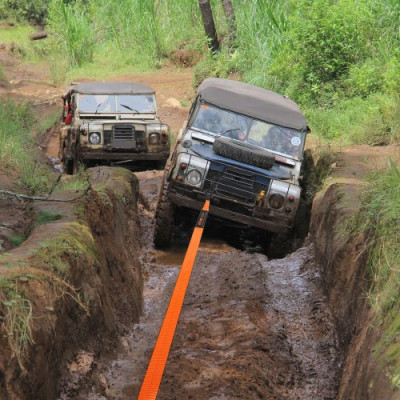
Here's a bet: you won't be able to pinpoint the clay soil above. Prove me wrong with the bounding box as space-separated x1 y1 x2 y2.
1 38 399 400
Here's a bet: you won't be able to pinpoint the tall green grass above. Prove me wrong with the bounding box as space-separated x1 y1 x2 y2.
356 160 400 387
306 95 400 145
47 0 95 67
46 0 205 80
0 100 53 192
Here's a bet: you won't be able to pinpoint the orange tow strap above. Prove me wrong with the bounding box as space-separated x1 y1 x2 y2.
138 199 210 400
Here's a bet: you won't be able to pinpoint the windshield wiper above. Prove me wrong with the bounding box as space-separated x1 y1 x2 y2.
120 104 140 112
95 103 102 114
217 127 240 137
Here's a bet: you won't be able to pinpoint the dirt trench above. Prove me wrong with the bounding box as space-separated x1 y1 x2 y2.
53 169 338 400
55 143 399 400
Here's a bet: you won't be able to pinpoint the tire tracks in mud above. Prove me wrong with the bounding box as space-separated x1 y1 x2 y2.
155 246 341 400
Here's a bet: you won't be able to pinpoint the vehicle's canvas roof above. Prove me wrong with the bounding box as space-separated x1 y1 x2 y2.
197 78 307 131
69 81 155 95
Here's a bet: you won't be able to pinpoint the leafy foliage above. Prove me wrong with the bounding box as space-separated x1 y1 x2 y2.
0 100 53 192
0 0 49 24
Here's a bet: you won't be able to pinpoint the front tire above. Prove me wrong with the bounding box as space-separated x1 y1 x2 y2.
154 182 175 248
64 157 78 175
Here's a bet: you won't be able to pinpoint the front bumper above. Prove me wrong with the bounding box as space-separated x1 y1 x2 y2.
78 150 169 161
168 191 293 234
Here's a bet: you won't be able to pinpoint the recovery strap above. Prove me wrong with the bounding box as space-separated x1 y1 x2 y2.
138 199 210 400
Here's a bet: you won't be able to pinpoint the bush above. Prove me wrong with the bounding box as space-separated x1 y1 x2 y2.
0 0 49 24
306 95 400 145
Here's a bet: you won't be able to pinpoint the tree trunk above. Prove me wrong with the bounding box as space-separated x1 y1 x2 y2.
198 0 220 53
221 0 236 43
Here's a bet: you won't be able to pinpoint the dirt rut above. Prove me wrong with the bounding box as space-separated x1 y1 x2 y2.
57 171 341 400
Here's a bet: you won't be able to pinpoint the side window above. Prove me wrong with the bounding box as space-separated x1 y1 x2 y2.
187 97 200 127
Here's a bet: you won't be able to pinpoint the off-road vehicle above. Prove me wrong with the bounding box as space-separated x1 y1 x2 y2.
60 82 170 174
154 78 310 248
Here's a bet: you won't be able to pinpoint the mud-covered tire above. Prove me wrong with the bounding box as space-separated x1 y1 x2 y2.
267 232 292 259
154 183 175 248
65 157 78 175
154 160 167 171
213 137 275 170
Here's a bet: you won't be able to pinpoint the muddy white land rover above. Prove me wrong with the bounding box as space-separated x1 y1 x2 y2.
60 82 170 174
154 78 309 248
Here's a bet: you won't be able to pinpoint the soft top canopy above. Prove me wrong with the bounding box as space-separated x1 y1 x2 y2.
67 81 155 96
197 78 307 131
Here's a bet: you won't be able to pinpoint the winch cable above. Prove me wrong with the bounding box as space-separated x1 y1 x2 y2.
137 199 210 400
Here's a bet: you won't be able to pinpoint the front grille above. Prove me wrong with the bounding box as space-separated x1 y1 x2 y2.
216 167 255 200
104 130 112 146
113 125 134 141
204 164 269 204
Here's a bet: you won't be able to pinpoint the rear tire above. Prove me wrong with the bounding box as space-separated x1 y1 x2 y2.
154 182 175 248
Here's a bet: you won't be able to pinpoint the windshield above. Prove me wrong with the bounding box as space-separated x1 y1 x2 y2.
78 94 156 113
191 102 304 159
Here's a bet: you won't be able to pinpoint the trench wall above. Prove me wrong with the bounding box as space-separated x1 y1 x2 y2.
0 167 143 400
311 181 397 400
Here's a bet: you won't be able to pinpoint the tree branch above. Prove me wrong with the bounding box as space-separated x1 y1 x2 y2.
0 176 92 203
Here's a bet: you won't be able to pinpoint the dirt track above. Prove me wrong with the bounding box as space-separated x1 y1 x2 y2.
55 170 340 400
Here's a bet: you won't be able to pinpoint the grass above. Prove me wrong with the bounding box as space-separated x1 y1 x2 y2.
305 95 400 145
0 99 54 193
34 222 98 278
36 210 62 225
0 24 34 46
8 234 28 247
0 270 89 371
354 159 400 385
1 277 34 370
0 24 48 63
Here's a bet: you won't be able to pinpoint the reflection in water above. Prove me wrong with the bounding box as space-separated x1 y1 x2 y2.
156 239 235 266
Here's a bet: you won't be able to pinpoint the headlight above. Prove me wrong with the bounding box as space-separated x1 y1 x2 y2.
269 193 285 209
89 132 101 145
186 169 202 186
149 132 160 145
147 124 169 135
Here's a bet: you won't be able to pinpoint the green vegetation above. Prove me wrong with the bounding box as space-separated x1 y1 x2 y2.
36 210 62 225
1 278 34 369
8 233 28 247
44 0 206 81
0 0 392 146
2 0 398 147
0 100 54 192
0 0 48 24
355 160 400 386
35 222 98 278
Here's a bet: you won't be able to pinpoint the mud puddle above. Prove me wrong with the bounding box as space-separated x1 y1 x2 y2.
57 171 342 399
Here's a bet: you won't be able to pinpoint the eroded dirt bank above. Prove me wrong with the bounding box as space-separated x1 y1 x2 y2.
311 145 400 400
0 167 143 400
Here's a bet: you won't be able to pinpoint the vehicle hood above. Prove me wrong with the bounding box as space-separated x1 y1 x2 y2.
190 143 292 180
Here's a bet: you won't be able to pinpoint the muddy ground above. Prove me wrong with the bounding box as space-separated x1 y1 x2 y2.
74 169 341 400
1 38 399 400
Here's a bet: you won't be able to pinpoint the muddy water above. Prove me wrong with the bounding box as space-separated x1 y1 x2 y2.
58 171 342 399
